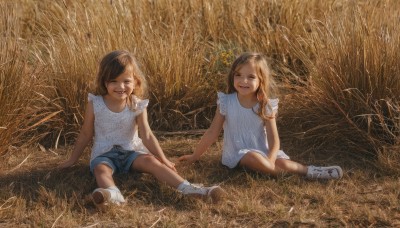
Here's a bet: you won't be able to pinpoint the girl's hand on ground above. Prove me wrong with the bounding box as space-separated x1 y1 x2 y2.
177 154 198 164
57 159 75 169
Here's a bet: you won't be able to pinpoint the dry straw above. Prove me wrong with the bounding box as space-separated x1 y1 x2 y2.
1 0 399 169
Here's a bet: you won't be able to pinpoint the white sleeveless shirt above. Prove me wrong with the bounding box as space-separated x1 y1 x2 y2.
88 93 149 161
217 92 289 168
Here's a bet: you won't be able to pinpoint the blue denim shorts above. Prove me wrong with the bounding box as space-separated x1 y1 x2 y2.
90 145 147 174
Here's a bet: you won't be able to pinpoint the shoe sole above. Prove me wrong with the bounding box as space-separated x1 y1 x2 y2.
184 186 226 204
92 189 111 205
208 186 226 204
333 166 343 179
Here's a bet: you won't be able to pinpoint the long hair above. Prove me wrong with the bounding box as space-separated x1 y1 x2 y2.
95 50 148 109
227 52 277 122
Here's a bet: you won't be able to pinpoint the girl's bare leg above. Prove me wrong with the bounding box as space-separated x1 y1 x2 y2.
131 154 184 188
92 164 124 204
239 152 279 175
133 154 226 203
239 152 308 176
93 163 116 188
275 159 308 175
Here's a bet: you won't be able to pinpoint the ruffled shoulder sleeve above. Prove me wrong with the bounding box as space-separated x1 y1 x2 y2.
88 93 96 102
266 98 279 115
217 92 227 116
132 96 149 115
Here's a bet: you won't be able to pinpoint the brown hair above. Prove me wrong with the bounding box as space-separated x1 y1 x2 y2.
95 50 147 109
227 52 277 122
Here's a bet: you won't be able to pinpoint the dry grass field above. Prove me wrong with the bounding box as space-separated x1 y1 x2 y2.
1 136 400 227
1 0 399 227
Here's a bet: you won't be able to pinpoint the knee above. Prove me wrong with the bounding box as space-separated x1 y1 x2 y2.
243 152 259 162
93 163 113 176
241 152 275 170
275 159 290 171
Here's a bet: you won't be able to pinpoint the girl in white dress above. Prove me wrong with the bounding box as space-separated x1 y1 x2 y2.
179 52 343 179
58 50 224 205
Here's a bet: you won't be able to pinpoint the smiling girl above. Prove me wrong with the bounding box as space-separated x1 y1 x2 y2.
179 52 343 180
58 50 225 206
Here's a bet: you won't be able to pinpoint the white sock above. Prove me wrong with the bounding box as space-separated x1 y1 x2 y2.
177 180 191 192
106 186 126 203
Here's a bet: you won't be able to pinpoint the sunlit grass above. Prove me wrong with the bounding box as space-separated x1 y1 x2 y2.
0 0 399 225
1 138 399 226
1 0 398 168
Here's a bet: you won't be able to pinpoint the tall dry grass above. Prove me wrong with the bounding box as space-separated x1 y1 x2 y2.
0 0 399 171
0 2 48 154
280 1 400 172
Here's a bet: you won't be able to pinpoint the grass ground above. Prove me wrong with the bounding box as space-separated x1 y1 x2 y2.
1 136 399 227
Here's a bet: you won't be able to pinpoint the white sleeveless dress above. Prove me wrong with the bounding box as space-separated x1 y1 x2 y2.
217 92 290 168
88 93 149 162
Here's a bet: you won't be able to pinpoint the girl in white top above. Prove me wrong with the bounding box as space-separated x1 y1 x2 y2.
58 50 224 205
179 52 343 179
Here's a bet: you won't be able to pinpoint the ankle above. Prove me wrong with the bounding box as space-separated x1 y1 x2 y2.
177 180 191 193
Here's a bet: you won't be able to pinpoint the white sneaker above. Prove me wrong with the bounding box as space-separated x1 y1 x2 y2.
306 166 343 179
180 184 226 203
92 188 125 205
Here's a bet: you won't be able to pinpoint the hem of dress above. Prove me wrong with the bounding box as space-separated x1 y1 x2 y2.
222 149 290 169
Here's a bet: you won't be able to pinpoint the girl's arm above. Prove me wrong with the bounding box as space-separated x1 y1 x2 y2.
136 108 177 172
265 116 280 165
178 106 225 163
58 101 94 168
